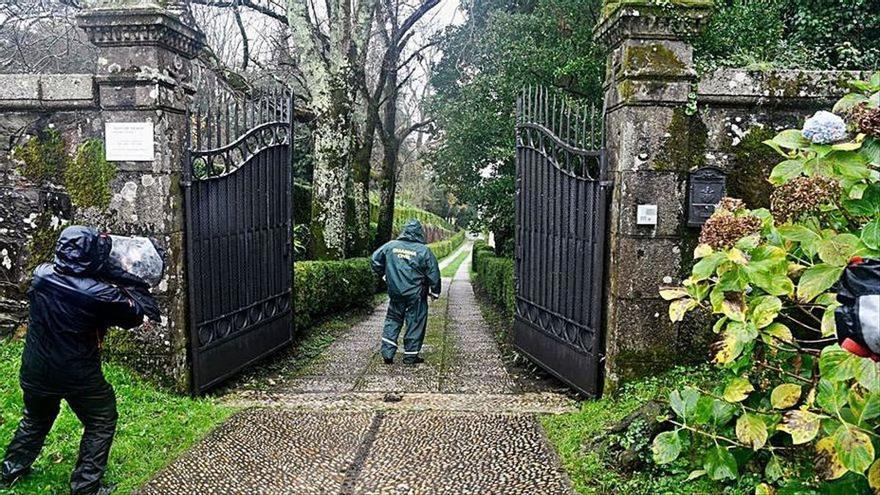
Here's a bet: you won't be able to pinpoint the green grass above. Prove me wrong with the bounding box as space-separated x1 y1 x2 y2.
541 365 761 495
0 339 233 495
440 249 469 277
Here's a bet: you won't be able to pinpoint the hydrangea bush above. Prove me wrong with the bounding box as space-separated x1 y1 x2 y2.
652 72 880 493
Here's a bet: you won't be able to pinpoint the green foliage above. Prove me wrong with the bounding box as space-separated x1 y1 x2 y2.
471 240 515 314
65 139 116 210
293 258 377 329
695 0 880 71
24 213 63 275
654 73 880 493
0 338 233 494
429 0 604 252
428 230 466 260
11 129 68 183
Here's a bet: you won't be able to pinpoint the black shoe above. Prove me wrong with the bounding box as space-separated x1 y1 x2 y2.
383 357 394 365
0 468 30 488
402 356 425 365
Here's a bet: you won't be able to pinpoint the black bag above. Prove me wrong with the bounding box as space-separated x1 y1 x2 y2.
835 258 880 361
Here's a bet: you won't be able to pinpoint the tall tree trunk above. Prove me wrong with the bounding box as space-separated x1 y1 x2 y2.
375 50 400 248
310 72 353 260
349 107 377 256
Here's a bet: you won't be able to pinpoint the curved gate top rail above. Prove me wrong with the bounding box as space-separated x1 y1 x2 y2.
183 87 294 394
514 86 610 397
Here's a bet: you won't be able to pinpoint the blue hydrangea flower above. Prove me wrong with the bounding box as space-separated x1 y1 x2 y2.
802 110 847 144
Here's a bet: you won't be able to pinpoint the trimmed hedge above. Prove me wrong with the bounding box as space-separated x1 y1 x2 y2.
428 230 465 260
294 258 376 328
472 240 515 315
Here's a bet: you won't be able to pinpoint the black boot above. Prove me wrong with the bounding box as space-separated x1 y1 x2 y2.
402 356 424 365
383 356 394 365
0 467 31 488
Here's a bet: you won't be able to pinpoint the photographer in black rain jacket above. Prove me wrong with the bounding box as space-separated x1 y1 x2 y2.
1 226 159 495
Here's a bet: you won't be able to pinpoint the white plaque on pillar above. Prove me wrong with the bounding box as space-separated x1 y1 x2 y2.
637 204 658 226
105 122 155 162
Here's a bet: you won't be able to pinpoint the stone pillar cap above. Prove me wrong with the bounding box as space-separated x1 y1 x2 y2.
594 2 712 48
77 7 205 60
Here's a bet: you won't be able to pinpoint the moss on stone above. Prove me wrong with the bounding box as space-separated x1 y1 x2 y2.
653 107 708 171
602 0 713 20
611 348 680 381
623 44 687 77
25 212 63 275
725 126 778 209
65 139 116 210
12 129 68 183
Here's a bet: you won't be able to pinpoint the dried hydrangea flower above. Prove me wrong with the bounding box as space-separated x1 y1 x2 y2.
802 110 848 144
770 175 841 222
717 197 745 214
853 105 880 138
699 210 763 249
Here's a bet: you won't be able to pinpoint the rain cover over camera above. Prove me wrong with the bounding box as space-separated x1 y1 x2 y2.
103 235 165 288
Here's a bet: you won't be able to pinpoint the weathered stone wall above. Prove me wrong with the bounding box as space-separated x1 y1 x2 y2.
0 75 101 333
0 5 203 392
596 4 860 392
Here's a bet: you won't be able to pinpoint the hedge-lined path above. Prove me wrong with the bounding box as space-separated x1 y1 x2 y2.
138 243 576 495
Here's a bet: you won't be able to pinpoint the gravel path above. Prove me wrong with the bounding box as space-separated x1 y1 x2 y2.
138 243 575 495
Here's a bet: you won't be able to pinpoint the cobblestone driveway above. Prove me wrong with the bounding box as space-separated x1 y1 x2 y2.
138 243 575 495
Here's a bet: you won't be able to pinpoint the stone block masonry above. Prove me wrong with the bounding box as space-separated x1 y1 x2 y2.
595 3 863 391
0 5 204 392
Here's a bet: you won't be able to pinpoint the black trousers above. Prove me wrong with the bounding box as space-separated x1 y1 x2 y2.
1 384 118 495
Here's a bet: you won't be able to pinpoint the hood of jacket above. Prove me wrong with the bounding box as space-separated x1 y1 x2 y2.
397 219 426 244
53 225 111 276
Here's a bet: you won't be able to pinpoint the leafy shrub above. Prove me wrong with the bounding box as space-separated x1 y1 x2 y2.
652 73 880 493
428 230 465 260
294 258 377 329
472 240 515 314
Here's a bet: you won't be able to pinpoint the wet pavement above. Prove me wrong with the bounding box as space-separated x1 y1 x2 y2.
138 244 575 495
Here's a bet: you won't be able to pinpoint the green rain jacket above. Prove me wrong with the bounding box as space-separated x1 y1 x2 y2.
371 219 441 300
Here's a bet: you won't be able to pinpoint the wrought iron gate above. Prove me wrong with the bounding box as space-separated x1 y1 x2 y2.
514 87 610 397
183 89 294 394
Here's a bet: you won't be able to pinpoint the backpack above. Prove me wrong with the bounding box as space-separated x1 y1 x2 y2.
836 258 880 361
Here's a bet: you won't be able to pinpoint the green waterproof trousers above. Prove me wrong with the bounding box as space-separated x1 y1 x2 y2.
381 295 429 361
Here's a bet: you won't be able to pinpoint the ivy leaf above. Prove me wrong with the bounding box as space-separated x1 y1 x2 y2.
769 159 804 185
862 217 880 251
778 410 821 445
820 345 860 382
815 435 848 480
797 264 844 303
834 427 875 474
755 483 775 495
723 377 754 403
750 296 782 329
771 384 802 409
651 431 682 465
685 470 706 482
670 388 700 422
856 359 880 393
736 413 768 449
704 445 738 481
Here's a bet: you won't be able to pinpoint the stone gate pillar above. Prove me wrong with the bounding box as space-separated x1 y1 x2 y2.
77 4 204 391
594 2 712 392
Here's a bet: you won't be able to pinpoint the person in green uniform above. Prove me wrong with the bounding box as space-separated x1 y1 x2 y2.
371 219 441 364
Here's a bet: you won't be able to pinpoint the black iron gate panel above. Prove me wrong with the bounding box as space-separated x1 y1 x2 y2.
514 87 610 397
183 90 294 394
